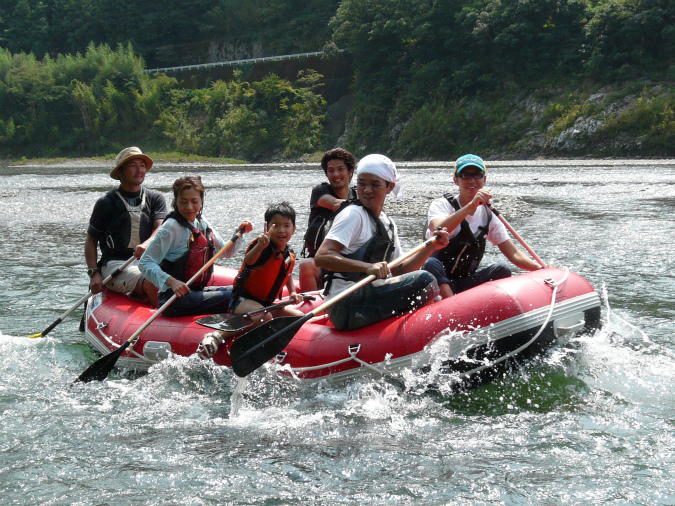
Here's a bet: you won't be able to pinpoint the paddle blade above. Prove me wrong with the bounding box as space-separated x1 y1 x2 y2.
26 332 43 339
196 313 254 332
73 341 130 384
230 315 310 377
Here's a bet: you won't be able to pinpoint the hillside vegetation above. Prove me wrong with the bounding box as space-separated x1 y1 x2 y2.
2 0 675 161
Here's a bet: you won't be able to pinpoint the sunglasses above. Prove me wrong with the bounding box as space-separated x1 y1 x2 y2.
457 171 485 180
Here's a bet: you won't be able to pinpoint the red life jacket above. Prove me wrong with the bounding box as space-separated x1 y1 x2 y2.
160 212 216 290
232 239 296 306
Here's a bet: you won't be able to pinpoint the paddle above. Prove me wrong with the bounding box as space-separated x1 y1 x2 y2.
26 256 137 339
73 227 247 384
196 294 316 333
230 235 440 377
487 204 546 268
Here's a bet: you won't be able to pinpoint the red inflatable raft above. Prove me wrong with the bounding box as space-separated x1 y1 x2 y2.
83 265 601 383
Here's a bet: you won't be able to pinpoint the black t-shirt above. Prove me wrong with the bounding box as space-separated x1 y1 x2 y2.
307 182 356 225
87 187 167 238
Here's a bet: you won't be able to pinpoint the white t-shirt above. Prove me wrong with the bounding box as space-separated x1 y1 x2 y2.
323 205 402 301
425 197 509 246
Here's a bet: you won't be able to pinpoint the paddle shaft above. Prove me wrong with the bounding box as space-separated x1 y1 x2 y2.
74 227 246 384
308 234 438 318
242 297 303 318
31 256 136 338
488 205 546 268
124 228 246 348
230 235 440 376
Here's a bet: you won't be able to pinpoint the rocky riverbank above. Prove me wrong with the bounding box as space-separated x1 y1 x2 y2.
499 82 675 159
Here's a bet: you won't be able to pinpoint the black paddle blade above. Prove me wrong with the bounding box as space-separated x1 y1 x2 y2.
73 341 130 384
230 315 310 377
196 313 254 332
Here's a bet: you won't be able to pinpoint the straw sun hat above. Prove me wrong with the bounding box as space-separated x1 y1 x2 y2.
110 146 153 180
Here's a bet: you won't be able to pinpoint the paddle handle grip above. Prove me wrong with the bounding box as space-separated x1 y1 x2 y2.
311 235 439 316
488 205 546 268
243 294 316 318
124 227 246 345
102 256 137 282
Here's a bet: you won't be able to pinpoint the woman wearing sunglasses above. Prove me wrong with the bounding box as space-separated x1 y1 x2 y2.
422 154 548 298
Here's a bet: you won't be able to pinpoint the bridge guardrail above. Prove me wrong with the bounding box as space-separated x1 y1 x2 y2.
146 49 346 74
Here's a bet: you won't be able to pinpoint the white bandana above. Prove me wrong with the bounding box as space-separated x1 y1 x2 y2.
356 154 403 199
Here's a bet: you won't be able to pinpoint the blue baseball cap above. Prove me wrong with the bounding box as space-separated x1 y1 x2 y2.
454 154 486 175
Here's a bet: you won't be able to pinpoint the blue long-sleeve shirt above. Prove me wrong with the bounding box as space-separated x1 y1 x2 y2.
139 216 242 292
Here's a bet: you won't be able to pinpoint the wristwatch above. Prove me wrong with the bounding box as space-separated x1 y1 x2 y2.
87 268 101 278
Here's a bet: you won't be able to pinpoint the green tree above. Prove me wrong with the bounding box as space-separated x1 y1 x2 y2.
49 0 95 54
3 0 50 56
331 0 423 152
158 69 326 160
584 0 675 77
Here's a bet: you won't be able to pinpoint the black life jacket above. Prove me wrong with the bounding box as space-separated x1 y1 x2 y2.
159 212 216 290
431 194 492 278
323 200 396 292
302 184 357 258
100 188 154 263
232 239 296 306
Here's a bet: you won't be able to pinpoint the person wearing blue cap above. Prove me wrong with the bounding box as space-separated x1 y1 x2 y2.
422 154 546 298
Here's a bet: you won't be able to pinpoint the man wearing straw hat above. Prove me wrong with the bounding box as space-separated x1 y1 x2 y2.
422 153 546 299
84 147 167 306
315 154 449 331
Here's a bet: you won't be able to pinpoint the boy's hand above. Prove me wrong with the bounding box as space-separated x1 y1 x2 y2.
258 223 275 248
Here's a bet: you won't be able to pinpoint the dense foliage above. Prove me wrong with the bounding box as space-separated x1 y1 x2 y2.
0 43 170 154
158 70 326 160
0 0 340 66
0 44 327 159
2 0 675 160
330 0 675 156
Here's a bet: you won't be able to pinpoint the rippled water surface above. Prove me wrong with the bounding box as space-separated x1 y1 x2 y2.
1 160 675 505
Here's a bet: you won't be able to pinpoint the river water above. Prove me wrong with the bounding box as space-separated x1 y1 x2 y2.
1 160 674 505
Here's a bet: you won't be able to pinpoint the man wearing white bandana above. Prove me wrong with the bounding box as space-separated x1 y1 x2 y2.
315 154 450 331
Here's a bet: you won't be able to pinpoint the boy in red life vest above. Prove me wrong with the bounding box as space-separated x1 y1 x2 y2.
230 202 304 327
